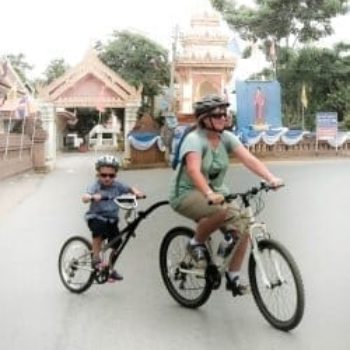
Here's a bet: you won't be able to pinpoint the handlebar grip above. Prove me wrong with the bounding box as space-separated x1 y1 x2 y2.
208 200 225 206
91 195 109 202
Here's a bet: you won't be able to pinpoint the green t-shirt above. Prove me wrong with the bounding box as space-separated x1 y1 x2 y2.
169 128 242 209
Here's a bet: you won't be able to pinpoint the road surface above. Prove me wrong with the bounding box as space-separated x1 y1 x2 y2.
0 154 349 350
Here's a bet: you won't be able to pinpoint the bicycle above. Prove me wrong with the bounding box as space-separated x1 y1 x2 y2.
159 182 305 331
58 195 168 294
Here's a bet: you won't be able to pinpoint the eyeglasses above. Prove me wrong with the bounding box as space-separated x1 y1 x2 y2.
99 173 116 179
210 113 227 119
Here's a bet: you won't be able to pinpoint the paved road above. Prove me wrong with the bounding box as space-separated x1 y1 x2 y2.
0 154 349 350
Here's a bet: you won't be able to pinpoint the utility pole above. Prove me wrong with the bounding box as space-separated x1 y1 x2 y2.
169 24 179 114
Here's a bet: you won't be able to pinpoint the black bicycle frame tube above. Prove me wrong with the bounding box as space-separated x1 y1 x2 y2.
105 200 169 262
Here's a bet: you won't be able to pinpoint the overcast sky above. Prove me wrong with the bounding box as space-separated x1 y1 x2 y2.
0 0 348 79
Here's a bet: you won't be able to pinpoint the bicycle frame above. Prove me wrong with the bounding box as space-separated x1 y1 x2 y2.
100 200 169 263
180 199 278 290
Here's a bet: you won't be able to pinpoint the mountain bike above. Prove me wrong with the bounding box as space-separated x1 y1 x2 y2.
159 182 305 331
58 195 168 294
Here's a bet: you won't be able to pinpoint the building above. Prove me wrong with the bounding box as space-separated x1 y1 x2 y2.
40 49 142 158
175 10 236 115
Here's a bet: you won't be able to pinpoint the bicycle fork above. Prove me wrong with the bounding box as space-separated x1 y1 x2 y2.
250 223 276 289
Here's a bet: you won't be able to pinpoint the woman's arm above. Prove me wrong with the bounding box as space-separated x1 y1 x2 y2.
185 152 224 203
185 152 212 196
233 145 282 185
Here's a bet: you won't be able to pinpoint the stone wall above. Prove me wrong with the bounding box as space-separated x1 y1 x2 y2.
0 116 47 180
247 139 350 158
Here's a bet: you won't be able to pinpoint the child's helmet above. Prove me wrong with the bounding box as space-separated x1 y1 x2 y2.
95 155 120 171
193 95 229 117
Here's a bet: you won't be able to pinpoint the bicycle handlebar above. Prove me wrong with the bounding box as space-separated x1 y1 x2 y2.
225 182 284 202
97 194 147 201
208 182 284 206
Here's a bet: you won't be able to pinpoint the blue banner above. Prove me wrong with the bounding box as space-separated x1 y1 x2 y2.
236 80 282 132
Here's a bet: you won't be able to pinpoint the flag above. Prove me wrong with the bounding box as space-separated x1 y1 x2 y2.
301 83 308 109
16 95 29 119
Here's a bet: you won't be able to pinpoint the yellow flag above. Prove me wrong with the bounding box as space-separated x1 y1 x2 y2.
301 83 308 109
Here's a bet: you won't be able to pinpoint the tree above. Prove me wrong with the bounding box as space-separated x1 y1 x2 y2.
97 30 170 114
276 44 350 129
211 0 349 46
43 58 69 85
6 53 33 82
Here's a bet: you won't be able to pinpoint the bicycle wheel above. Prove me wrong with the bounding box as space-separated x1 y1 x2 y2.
159 226 212 308
58 236 94 294
249 239 305 331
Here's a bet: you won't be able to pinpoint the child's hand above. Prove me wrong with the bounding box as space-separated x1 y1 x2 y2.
91 193 102 202
132 188 145 199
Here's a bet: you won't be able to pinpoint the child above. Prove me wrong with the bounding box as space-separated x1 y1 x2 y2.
82 155 144 282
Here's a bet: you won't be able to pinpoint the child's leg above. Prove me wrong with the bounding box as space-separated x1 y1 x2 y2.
87 219 105 262
92 236 103 260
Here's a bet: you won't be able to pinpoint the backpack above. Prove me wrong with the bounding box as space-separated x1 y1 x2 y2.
171 125 197 170
172 126 232 170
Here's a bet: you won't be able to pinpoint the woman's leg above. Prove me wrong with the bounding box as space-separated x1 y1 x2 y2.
195 210 226 243
228 233 250 271
175 190 227 243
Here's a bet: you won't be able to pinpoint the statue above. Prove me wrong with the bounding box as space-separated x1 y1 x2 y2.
254 87 265 125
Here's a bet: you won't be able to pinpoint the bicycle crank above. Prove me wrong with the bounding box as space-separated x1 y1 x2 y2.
205 264 221 290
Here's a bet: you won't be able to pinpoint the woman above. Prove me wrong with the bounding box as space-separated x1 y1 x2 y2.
169 95 283 296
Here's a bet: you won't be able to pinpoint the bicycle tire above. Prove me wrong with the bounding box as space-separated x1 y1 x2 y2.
249 239 305 331
159 226 212 309
58 236 95 294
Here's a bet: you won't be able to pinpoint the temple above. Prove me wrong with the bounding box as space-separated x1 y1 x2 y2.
175 9 236 115
40 49 141 155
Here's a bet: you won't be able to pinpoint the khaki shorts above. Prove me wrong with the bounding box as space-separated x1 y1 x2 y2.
175 190 249 234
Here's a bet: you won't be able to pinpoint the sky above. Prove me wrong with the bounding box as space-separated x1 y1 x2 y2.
0 0 348 79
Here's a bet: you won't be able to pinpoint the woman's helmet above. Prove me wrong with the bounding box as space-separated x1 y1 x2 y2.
95 155 120 171
193 95 230 118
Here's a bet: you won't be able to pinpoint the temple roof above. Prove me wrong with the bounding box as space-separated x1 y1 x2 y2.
40 49 141 108
0 58 28 96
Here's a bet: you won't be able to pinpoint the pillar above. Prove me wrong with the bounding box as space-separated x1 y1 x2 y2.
124 101 140 161
38 101 56 170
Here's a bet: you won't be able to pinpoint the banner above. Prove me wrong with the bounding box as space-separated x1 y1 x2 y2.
128 132 165 152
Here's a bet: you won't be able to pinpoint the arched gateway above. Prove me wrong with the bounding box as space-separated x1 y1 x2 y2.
40 49 142 158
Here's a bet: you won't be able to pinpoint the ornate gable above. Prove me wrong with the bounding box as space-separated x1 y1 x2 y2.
41 49 141 108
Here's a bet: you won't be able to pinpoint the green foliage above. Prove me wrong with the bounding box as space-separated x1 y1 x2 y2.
277 44 350 129
242 45 252 58
344 115 350 130
44 58 69 85
211 0 349 44
6 53 33 82
97 30 170 110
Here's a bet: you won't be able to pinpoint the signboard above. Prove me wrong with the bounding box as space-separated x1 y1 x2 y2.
316 112 338 152
316 112 338 140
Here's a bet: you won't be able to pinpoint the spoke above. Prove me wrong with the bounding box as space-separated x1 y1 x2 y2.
166 234 206 300
60 241 93 290
255 247 298 322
